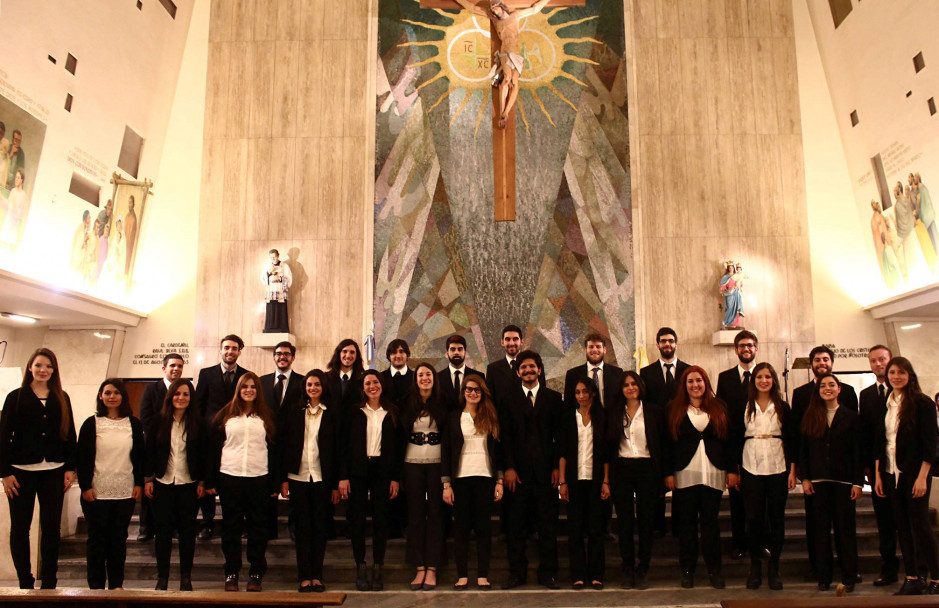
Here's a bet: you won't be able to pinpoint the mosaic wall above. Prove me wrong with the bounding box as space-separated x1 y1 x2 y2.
374 0 633 386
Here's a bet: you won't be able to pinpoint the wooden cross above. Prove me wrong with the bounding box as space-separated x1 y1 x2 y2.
420 0 585 221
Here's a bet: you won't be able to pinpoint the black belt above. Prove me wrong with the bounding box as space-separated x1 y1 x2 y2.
744 434 782 441
409 432 441 446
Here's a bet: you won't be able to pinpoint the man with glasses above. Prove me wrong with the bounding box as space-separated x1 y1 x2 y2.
716 330 760 560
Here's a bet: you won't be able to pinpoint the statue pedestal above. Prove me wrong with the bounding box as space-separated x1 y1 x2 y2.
712 329 752 346
252 332 296 348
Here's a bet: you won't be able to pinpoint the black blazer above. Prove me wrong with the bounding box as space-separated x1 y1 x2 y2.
437 366 485 413
339 407 403 482
727 400 797 471
280 401 340 489
0 387 77 476
259 370 305 419
440 409 503 482
145 414 207 483
875 394 938 478
379 367 413 409
859 383 889 471
206 416 279 494
605 400 669 479
639 359 690 408
668 402 730 473
799 407 863 486
563 362 625 409
559 402 607 484
326 370 365 414
791 378 858 467
715 367 750 413
195 364 250 421
138 380 168 436
500 383 562 484
77 415 146 492
485 358 518 412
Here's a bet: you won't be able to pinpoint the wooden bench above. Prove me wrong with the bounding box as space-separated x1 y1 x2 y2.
722 598 938 608
0 589 345 608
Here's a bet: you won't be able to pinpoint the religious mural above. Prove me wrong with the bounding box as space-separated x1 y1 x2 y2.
373 0 634 385
0 92 46 256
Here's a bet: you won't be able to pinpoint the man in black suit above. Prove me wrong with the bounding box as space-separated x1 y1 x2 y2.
437 334 484 412
259 341 305 540
858 344 898 586
639 327 689 536
379 339 412 409
715 330 759 560
136 352 185 542
501 350 562 590
326 338 366 414
486 325 524 410
563 332 625 409
195 334 250 540
790 344 859 581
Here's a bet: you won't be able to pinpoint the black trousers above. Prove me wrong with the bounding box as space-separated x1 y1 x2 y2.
886 472 939 580
81 497 136 589
506 478 558 580
139 493 155 533
870 479 899 577
729 484 747 551
453 476 495 578
218 474 269 576
567 479 605 582
199 494 216 529
403 462 443 568
674 484 722 575
740 470 787 562
7 466 65 588
610 457 656 572
288 479 330 581
812 482 857 586
349 459 390 565
152 481 199 578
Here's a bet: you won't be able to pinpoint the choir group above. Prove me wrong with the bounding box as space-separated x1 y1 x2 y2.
0 325 937 596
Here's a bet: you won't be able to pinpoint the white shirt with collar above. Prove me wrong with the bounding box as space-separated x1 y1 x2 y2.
737 364 754 384
288 403 327 483
505 355 516 368
523 382 540 406
575 410 594 480
363 405 388 457
619 402 651 458
449 365 467 388
742 402 786 475
219 414 268 478
885 392 901 474
390 365 409 378
163 377 172 390
588 361 605 404
272 369 293 402
220 362 237 375
157 418 194 485
659 359 677 382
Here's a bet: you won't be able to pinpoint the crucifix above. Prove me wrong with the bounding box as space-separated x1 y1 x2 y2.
419 0 585 221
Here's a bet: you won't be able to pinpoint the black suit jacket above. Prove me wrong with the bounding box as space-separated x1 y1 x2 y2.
715 367 750 414
437 366 484 413
339 408 403 482
139 380 168 436
145 414 207 483
563 362 625 409
196 364 249 421
486 358 519 412
799 406 863 486
606 400 670 479
669 402 731 473
280 402 340 489
0 387 77 476
500 383 562 484
326 371 364 414
379 367 413 409
259 370 305 420
639 360 690 408
559 402 607 484
875 394 938 477
440 410 503 482
790 378 858 467
77 415 146 492
859 383 889 471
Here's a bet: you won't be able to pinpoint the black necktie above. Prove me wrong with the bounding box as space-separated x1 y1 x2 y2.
275 374 286 407
879 384 886 401
224 370 234 390
510 359 517 373
528 390 535 406
341 373 349 397
742 371 751 387
664 363 674 386
454 370 461 391
592 367 602 404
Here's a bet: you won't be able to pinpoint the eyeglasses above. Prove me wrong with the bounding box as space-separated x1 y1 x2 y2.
736 343 756 350
464 386 482 394
274 352 292 358
658 339 676 345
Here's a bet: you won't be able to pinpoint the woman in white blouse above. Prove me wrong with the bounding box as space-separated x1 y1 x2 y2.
442 374 503 590
728 362 796 591
144 378 206 591
664 367 733 590
206 372 278 593
77 379 145 590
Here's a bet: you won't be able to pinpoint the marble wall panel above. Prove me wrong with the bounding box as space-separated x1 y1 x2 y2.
770 0 793 38
221 139 249 239
232 0 256 40
272 41 300 138
276 0 300 41
254 0 277 41
634 38 660 136
269 138 298 240
634 0 657 38
296 42 325 138
195 239 223 348
226 42 251 136
772 37 801 134
680 39 710 136
727 37 757 134
209 0 233 43
678 0 704 38
656 0 681 38
657 38 683 135
245 138 273 241
724 0 749 37
199 138 226 242
248 42 275 138
706 39 733 135
203 42 231 139
751 38 779 136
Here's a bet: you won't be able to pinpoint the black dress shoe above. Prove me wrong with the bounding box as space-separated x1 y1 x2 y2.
635 570 649 590
299 584 314 593
874 573 898 586
372 565 384 591
224 574 239 592
926 581 939 594
137 527 154 542
710 573 725 589
762 547 771 559
38 579 55 590
198 526 214 541
18 576 34 590
621 567 634 589
180 576 193 591
355 564 371 591
767 565 783 590
246 574 262 592
747 561 761 589
681 571 694 588
154 577 168 591
538 576 560 590
502 575 524 589
895 577 925 595
818 582 830 591
311 582 326 593
731 547 747 559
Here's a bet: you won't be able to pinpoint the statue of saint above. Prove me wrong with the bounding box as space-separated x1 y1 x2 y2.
453 0 551 129
262 248 293 333
719 260 745 330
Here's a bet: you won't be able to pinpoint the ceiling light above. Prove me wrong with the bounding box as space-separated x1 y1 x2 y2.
0 312 37 324
900 323 922 330
93 332 112 339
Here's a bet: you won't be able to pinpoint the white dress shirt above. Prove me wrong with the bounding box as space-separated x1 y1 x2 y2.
588 361 605 405
675 408 725 491
523 382 540 406
363 405 388 457
885 392 901 475
219 415 269 478
742 402 786 476
576 410 594 480
619 403 651 459
390 366 408 377
288 403 326 483
272 369 293 403
157 419 193 485
660 359 677 382
449 365 467 389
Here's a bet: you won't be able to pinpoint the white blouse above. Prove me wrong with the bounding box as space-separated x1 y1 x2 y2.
219 415 268 478
885 393 901 475
742 402 786 476
363 406 387 458
287 404 326 483
619 403 651 459
576 411 593 481
93 417 134 500
405 415 441 464
674 408 725 492
457 412 492 478
157 419 193 485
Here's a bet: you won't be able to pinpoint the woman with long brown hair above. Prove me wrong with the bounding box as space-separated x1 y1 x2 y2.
0 348 77 590
442 373 502 590
206 372 278 592
874 357 939 595
799 373 862 593
664 366 732 590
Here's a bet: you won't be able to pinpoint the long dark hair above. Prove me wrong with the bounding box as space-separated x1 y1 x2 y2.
213 372 276 438
23 348 71 440
573 376 597 407
886 357 925 432
95 378 132 418
459 374 499 439
801 372 839 439
745 362 789 426
360 370 398 427
303 369 331 407
405 362 444 428
667 366 727 440
326 338 364 379
155 379 199 445
620 370 647 402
